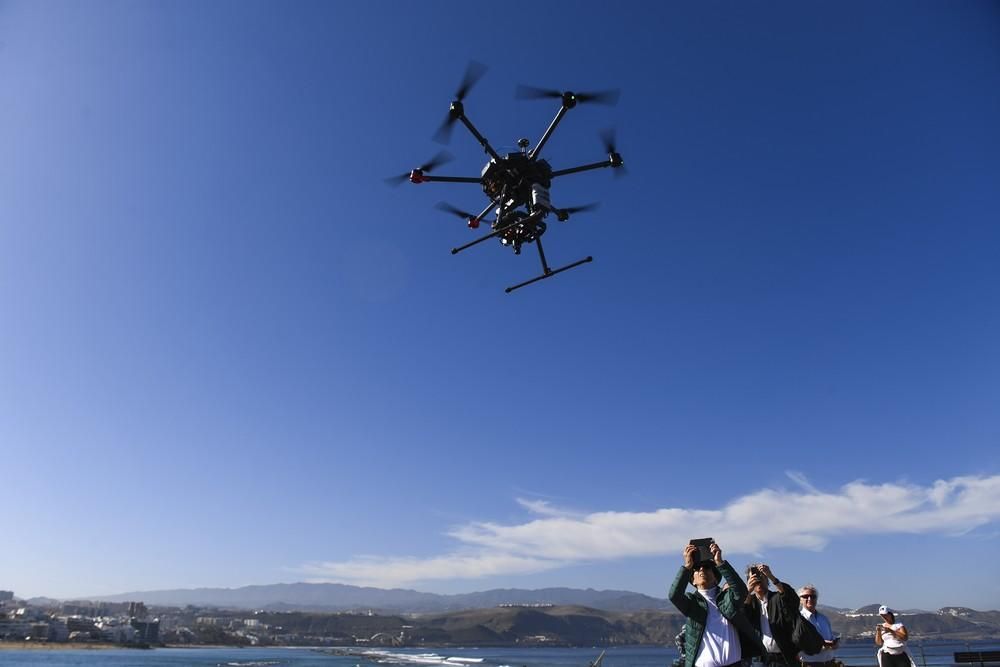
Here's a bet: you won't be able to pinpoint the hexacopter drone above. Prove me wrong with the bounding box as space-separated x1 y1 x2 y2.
387 62 625 293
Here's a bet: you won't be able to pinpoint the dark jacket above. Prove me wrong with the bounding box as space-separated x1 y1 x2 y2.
669 561 765 667
743 583 800 664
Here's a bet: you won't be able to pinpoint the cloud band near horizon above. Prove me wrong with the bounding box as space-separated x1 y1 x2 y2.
297 473 1000 588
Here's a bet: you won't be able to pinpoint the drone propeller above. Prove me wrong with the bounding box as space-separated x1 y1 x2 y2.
560 202 601 215
433 61 488 144
384 150 454 187
554 202 601 221
515 85 620 107
435 201 483 228
435 201 476 218
600 128 627 177
453 60 488 102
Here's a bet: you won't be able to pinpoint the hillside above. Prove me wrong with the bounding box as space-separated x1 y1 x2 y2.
84 584 1000 643
193 604 1000 647
93 583 668 613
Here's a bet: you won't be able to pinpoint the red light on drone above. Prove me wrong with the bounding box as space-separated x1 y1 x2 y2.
467 217 480 229
409 170 426 184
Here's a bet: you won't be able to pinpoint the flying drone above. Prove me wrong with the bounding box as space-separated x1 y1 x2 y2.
387 62 625 293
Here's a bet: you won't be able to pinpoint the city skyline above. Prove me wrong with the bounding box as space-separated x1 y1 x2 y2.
2 1 998 611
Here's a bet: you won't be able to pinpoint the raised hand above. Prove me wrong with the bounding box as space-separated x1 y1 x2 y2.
683 544 698 569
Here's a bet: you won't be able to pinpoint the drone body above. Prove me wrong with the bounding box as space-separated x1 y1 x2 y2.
389 63 624 293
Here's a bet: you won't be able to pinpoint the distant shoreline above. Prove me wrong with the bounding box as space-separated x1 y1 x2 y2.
0 641 125 650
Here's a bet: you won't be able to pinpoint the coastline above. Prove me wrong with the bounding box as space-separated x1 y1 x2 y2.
0 641 125 650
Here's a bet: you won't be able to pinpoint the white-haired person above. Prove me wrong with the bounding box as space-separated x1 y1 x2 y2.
875 604 916 667
797 584 840 667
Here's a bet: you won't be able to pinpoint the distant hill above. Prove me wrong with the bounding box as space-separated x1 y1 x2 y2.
238 604 1000 645
85 584 1000 640
93 583 670 613
244 604 687 646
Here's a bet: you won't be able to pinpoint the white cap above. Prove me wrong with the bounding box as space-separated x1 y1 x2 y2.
878 605 893 615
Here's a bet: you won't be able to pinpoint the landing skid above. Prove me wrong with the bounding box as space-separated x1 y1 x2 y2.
505 235 593 294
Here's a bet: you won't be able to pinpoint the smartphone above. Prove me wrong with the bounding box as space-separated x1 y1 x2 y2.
689 537 713 562
749 565 762 579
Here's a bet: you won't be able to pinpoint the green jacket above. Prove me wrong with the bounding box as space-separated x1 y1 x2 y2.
669 561 765 667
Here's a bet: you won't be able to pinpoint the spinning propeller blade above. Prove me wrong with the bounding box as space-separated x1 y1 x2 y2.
432 116 457 145
384 150 454 187
516 85 620 106
435 201 477 219
600 128 618 154
433 61 488 144
514 84 564 101
454 60 488 102
555 202 600 221
575 89 620 105
561 202 601 215
600 128 627 177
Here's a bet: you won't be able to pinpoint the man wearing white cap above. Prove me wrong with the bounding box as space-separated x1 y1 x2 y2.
875 605 916 667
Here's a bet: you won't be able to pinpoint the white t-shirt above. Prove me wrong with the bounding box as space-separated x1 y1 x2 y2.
880 623 907 654
694 587 741 667
757 596 779 653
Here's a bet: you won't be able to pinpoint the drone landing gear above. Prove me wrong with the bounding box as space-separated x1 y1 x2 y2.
505 236 593 294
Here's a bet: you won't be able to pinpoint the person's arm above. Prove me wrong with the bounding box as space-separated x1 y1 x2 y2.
714 543 748 604
821 615 839 648
669 545 697 616
720 561 749 601
875 625 884 646
669 565 693 615
882 623 908 641
759 564 790 596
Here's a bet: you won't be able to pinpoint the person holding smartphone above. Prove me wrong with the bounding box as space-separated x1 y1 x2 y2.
875 605 915 667
670 540 764 667
742 563 799 666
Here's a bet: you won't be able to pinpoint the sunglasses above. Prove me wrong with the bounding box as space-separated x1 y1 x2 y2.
800 594 817 599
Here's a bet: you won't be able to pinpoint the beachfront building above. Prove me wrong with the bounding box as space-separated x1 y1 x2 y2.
96 619 138 643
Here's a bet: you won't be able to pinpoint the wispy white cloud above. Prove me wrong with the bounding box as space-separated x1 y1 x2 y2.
298 552 561 587
514 497 584 519
296 474 1000 588
785 470 821 494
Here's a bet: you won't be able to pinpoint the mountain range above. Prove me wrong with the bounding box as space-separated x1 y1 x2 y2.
73 583 997 624
85 583 670 613
21 584 1000 644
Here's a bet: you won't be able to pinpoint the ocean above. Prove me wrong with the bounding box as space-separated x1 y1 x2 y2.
0 642 997 667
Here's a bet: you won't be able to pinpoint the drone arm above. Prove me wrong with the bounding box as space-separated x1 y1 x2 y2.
474 198 499 222
528 105 569 161
550 159 615 178
419 175 483 184
457 114 502 162
451 210 543 255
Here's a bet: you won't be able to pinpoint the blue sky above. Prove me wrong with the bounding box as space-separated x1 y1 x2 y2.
1 1 998 610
